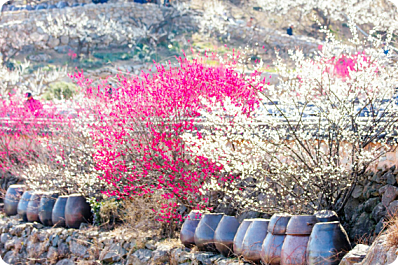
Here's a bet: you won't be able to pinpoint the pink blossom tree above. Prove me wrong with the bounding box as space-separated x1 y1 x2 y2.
72 55 265 222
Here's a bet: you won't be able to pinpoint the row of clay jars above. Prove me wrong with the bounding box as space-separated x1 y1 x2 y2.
181 212 240 256
181 210 350 265
5 185 92 229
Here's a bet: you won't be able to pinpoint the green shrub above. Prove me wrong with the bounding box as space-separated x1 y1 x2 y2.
44 81 77 100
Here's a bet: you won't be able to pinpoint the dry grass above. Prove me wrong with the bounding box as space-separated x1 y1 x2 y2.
385 212 398 247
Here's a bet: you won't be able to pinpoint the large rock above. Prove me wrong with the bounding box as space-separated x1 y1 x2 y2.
236 210 261 223
352 185 364 199
56 259 75 265
388 200 398 215
3 251 21 264
350 212 375 240
69 239 88 258
375 218 385 235
379 185 398 207
132 249 153 263
339 244 369 265
60 35 69 45
47 36 60 48
152 245 173 264
371 202 386 223
363 198 380 213
58 242 70 257
360 235 397 265
344 199 360 222
99 242 126 262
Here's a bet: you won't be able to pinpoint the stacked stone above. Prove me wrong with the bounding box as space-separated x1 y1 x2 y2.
343 165 398 242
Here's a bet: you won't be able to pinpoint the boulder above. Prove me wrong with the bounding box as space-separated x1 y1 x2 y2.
364 198 380 213
56 259 75 265
360 235 396 265
99 242 126 262
352 185 364 199
375 218 385 235
344 199 360 222
339 244 369 265
132 249 153 263
350 212 375 240
379 185 398 207
371 202 386 223
69 239 88 258
388 200 398 215
152 245 173 264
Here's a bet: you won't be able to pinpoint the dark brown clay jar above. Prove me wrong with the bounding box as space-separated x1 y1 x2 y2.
242 219 270 262
52 196 69 227
65 194 92 229
233 219 253 257
281 215 318 265
315 210 339 223
194 213 224 251
38 192 60 226
26 192 45 223
180 211 202 248
17 191 33 222
306 221 351 265
4 184 25 216
214 215 240 257
261 213 291 265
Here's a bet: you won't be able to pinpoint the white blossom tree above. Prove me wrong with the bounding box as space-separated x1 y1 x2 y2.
183 24 398 215
256 0 398 30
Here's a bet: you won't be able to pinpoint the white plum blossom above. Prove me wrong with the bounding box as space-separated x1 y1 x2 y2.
183 24 398 215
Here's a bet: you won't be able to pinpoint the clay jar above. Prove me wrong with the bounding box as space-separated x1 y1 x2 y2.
38 191 60 226
180 211 202 248
233 219 253 257
306 221 351 265
315 210 339 223
261 213 291 265
17 190 34 221
214 215 240 257
65 194 92 228
26 192 45 222
4 184 25 216
242 219 270 263
194 213 224 251
281 215 318 265
52 196 69 227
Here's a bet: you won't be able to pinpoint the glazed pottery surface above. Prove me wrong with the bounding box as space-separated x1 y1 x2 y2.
65 194 92 229
286 215 318 235
17 191 33 222
281 215 317 265
233 219 253 256
261 214 291 264
194 213 224 251
180 211 202 248
261 233 286 265
268 213 292 235
306 221 351 265
52 196 69 227
281 234 310 265
214 215 240 257
315 210 339 223
38 192 60 226
26 192 44 223
4 184 25 216
242 219 270 262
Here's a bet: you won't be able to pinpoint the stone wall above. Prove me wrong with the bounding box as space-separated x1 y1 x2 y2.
342 165 398 243
0 215 241 264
